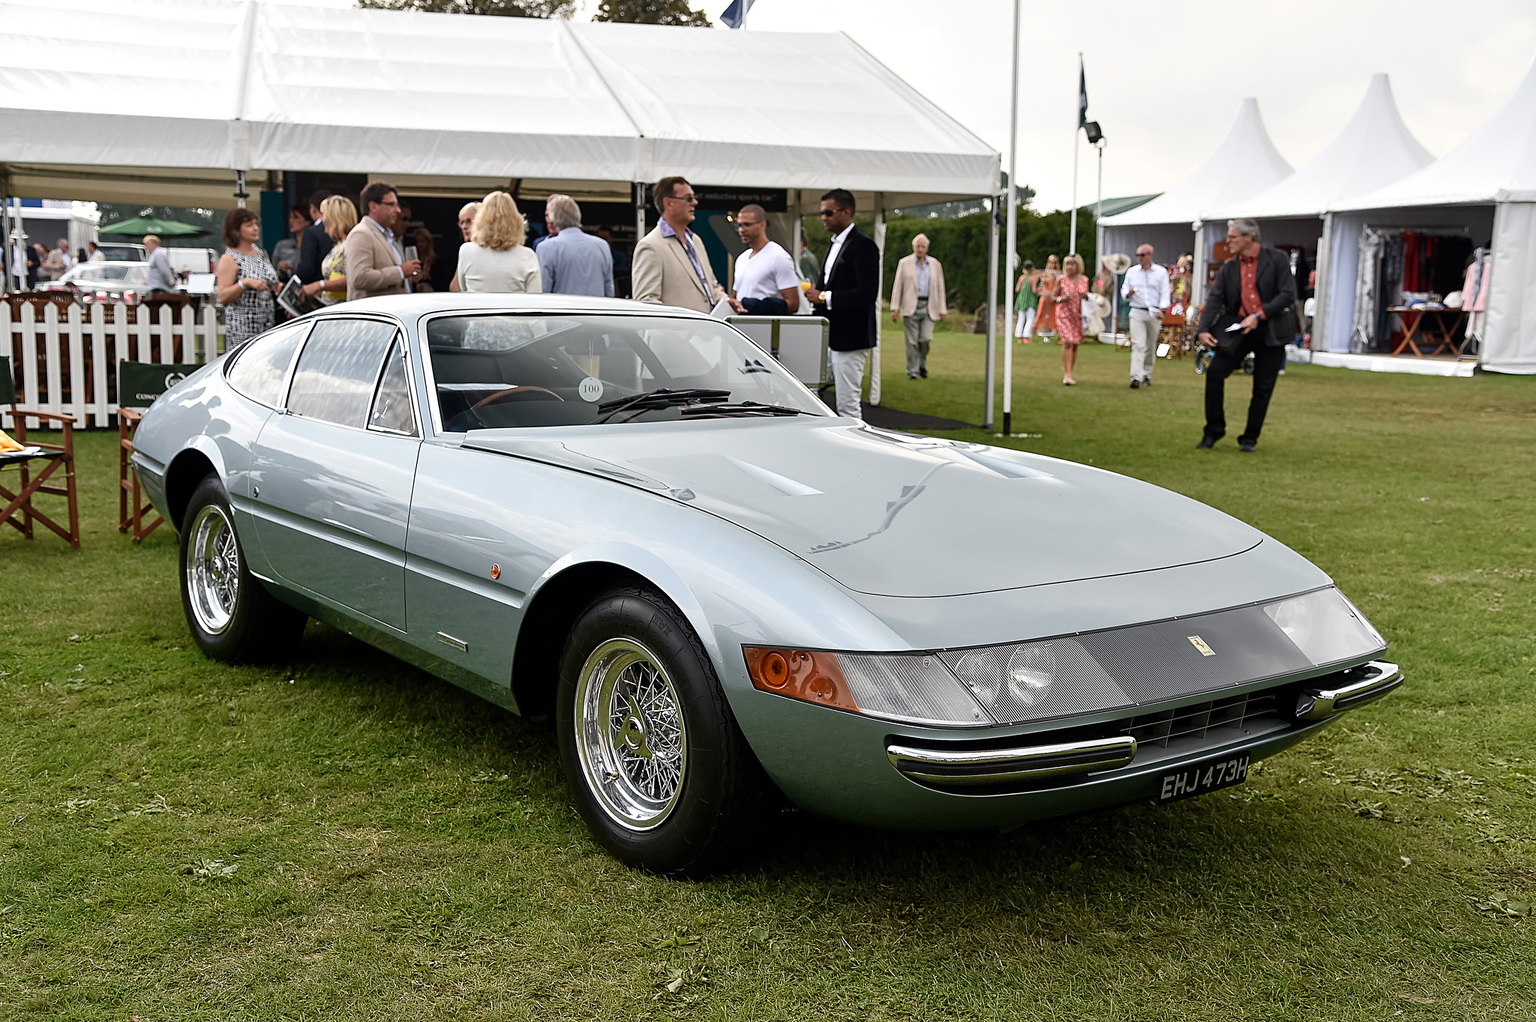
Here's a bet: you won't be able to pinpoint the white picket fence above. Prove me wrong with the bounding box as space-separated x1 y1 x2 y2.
2 301 223 430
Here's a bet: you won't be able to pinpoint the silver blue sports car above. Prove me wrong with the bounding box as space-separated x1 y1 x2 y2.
131 294 1402 874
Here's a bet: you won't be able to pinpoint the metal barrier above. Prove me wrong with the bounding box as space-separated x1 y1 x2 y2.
725 315 830 390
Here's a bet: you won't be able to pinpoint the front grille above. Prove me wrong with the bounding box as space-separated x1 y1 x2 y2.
1121 691 1281 748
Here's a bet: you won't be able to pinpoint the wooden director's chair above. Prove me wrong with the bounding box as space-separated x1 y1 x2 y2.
117 361 199 542
0 355 80 548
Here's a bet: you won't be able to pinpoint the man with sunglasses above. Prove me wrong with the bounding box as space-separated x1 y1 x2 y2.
805 189 879 418
633 176 723 313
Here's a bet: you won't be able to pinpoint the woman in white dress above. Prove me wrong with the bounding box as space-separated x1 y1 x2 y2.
455 191 541 294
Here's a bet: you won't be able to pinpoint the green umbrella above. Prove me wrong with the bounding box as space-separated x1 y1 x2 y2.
99 216 205 237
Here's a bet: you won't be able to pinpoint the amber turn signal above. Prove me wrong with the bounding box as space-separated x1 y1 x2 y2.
743 647 859 712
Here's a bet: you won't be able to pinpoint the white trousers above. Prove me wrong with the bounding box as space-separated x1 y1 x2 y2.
1129 308 1161 381
1014 306 1036 338
829 347 869 419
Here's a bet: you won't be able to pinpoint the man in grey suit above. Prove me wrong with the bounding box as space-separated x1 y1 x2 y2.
143 234 178 293
537 194 614 298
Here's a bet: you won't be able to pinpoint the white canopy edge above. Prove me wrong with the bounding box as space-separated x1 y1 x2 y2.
1097 98 1292 229
0 0 1000 204
1206 74 1433 222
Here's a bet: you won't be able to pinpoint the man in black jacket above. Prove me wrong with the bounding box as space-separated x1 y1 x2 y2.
1196 218 1297 452
806 188 879 419
295 189 335 287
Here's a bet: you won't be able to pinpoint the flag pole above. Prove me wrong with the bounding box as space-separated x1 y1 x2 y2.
1069 53 1081 257
1002 0 1020 437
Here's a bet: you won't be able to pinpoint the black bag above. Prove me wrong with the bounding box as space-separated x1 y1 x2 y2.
1211 313 1246 354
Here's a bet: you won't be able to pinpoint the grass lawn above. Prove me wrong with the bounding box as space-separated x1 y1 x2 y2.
2 325 1533 1020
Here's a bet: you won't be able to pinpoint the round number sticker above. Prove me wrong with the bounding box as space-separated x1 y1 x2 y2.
578 377 604 402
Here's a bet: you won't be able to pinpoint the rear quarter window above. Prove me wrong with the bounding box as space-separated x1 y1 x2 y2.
224 320 310 407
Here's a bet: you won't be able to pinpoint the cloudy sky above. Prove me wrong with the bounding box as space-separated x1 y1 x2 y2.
669 0 1536 211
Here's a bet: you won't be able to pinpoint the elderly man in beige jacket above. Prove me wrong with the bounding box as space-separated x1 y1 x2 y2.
632 176 723 314
890 234 947 379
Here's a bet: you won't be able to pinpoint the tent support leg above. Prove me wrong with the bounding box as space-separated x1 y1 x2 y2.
235 170 248 210
870 194 884 407
984 193 999 432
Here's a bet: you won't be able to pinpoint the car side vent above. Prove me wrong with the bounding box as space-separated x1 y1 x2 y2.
1122 692 1281 748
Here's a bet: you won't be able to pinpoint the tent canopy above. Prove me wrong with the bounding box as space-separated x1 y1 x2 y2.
1332 54 1536 211
1097 98 1292 229
0 0 999 209
1207 74 1433 221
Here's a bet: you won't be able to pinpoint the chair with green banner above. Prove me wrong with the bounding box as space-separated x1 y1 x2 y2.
0 355 80 549
117 361 199 542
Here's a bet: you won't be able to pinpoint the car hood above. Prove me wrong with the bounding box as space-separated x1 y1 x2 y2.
464 419 1264 598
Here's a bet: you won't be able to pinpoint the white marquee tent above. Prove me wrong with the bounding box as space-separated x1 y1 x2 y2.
1320 53 1536 373
1097 98 1292 298
1203 74 1434 349
0 0 999 210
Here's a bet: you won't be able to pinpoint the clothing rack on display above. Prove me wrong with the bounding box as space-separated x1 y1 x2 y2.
1351 224 1476 356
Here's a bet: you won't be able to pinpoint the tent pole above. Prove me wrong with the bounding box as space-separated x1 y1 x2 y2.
870 193 884 407
1002 0 1019 438
791 189 802 282
984 193 998 432
1 188 12 294
1312 213 1332 352
634 182 647 298
235 170 248 210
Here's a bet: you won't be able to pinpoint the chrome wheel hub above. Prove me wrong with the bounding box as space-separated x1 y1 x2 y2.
186 504 239 635
575 638 687 830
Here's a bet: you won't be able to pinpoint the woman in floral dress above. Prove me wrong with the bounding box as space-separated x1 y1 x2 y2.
1052 253 1091 385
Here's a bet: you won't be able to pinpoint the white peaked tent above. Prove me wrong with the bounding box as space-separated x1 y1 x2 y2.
1321 53 1536 372
1204 74 1434 351
1098 98 1291 296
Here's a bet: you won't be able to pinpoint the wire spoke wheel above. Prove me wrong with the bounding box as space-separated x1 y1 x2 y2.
185 503 239 635
575 637 688 830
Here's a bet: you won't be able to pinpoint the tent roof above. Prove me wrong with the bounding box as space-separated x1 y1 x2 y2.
1333 52 1536 211
1097 98 1292 228
1207 74 1433 220
0 0 999 206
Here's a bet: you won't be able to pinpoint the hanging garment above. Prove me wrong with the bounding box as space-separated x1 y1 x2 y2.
1377 233 1406 348
1352 226 1386 353
1402 232 1420 293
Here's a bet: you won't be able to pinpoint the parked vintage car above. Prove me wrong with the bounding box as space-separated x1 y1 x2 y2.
130 294 1402 874
40 260 151 304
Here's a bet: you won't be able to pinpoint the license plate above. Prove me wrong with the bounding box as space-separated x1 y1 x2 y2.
1156 754 1251 804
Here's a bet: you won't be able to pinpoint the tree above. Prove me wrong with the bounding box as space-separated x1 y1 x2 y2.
357 0 575 18
592 0 710 26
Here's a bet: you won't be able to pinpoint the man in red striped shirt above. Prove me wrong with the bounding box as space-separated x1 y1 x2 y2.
1195 219 1298 452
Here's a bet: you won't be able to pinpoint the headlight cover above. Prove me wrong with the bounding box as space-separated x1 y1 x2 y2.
743 587 1386 730
1263 588 1384 667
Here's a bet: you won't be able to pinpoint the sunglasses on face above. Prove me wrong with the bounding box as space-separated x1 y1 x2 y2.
665 194 698 203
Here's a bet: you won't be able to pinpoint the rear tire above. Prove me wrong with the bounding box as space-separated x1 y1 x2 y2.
556 585 770 875
179 475 305 662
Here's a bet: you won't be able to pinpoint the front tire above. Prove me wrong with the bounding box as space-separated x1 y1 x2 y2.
556 585 770 875
179 475 305 662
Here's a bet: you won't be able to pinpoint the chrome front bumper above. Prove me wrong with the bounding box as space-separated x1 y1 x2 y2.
1293 659 1403 720
886 659 1403 791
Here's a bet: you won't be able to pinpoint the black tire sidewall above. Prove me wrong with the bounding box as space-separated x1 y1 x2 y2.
178 475 293 662
556 587 747 874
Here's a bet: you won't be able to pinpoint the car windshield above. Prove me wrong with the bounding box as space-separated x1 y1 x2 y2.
424 313 831 431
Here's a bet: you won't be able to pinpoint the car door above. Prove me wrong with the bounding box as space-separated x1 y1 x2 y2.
250 317 421 631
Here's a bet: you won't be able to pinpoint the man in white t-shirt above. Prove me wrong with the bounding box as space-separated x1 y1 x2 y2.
727 204 801 315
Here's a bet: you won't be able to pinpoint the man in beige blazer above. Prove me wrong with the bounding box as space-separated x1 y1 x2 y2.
890 234 947 379
632 176 723 314
346 181 422 302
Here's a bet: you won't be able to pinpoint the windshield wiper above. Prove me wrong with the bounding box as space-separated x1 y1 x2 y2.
678 401 805 418
593 388 731 423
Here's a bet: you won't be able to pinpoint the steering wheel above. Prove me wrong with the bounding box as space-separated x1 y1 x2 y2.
469 386 565 411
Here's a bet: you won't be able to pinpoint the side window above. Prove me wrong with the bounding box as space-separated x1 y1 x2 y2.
369 338 417 436
287 319 397 428
224 320 310 407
